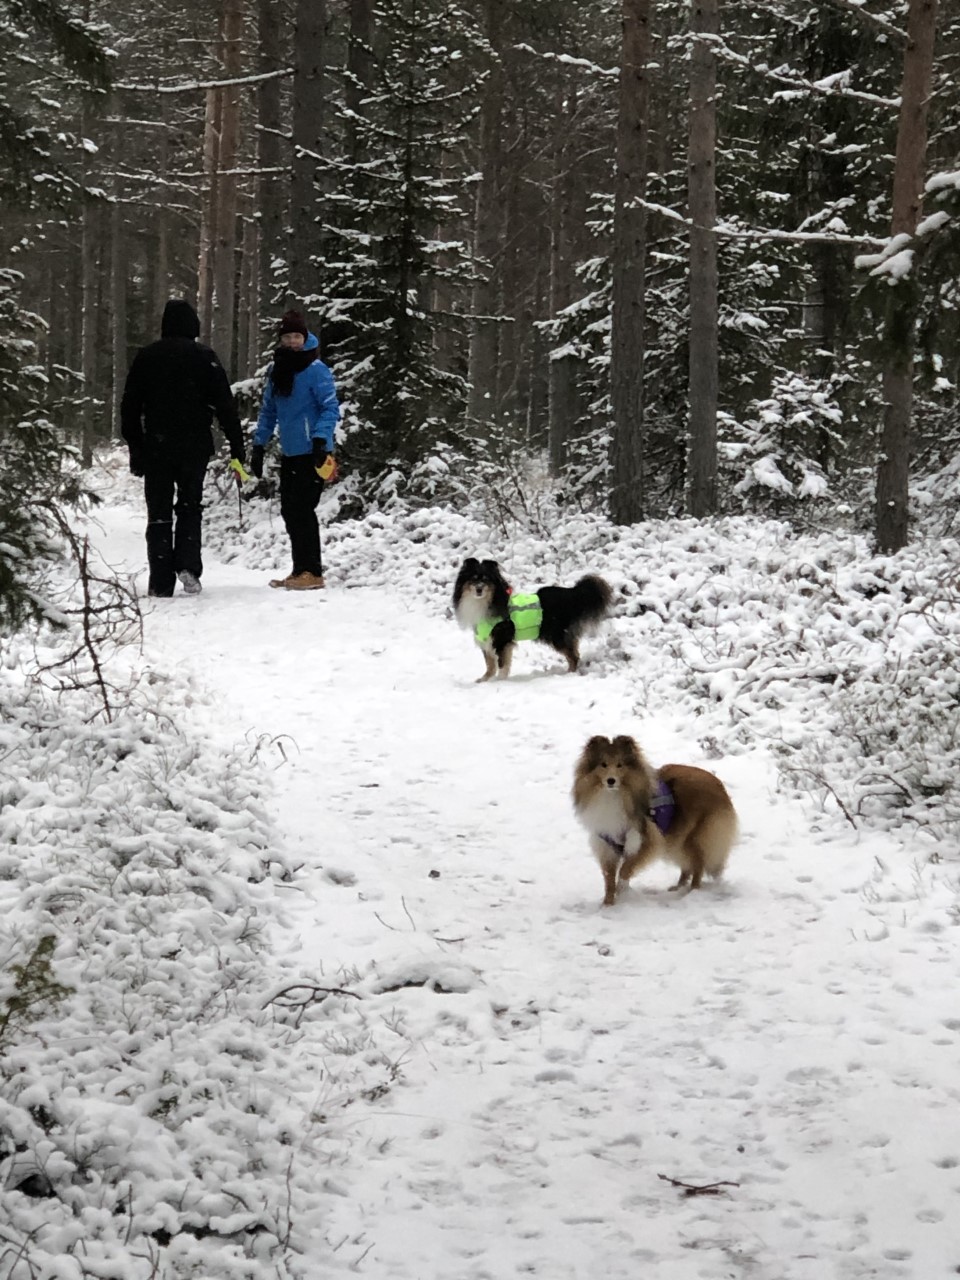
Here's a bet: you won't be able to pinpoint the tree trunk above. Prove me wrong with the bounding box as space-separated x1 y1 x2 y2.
62 247 81 386
875 0 939 554
549 355 578 473
197 81 223 337
80 196 100 465
290 0 328 308
609 0 652 525
257 0 285 333
210 0 244 373
547 84 579 475
498 130 524 437
346 0 374 168
467 0 505 434
41 252 54 381
110 180 127 436
686 0 719 517
239 212 260 373
526 214 551 450
153 99 170 324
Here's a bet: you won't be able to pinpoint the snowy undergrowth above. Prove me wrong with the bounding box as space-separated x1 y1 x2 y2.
0 624 409 1277
5 451 958 1275
174 448 960 854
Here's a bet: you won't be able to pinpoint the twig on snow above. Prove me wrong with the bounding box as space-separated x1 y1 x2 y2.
658 1173 740 1197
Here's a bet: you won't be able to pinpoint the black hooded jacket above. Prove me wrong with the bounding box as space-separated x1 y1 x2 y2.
120 300 244 464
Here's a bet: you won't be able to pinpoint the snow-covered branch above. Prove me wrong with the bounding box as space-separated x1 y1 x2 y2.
854 170 960 280
821 0 907 42
705 35 900 109
512 42 617 79
116 67 292 94
636 198 889 247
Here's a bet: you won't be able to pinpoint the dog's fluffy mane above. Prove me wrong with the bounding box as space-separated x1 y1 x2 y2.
572 734 657 826
452 557 511 624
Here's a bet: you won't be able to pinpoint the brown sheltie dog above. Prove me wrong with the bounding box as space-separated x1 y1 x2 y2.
571 734 738 907
453 557 612 681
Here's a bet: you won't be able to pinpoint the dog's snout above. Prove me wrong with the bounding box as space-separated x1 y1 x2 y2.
605 776 617 788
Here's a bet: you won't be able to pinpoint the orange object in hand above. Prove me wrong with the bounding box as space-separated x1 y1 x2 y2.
316 454 338 482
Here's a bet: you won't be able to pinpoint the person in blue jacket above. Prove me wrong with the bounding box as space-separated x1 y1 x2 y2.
250 309 341 590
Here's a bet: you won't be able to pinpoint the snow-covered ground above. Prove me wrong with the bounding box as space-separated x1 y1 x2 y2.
3 456 959 1278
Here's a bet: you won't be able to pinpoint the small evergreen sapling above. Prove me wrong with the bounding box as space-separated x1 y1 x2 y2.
0 935 74 1050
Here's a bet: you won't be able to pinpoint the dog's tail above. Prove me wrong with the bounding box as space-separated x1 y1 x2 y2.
568 574 613 627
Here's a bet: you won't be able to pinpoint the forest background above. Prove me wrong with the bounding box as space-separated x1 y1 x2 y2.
3 0 960 632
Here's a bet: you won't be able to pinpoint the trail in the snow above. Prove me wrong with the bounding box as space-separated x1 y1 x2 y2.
93 500 960 1280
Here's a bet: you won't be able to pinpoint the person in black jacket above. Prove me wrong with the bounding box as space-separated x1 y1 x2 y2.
121 299 245 597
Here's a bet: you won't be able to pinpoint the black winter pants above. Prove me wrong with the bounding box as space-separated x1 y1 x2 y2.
280 454 324 577
143 457 207 596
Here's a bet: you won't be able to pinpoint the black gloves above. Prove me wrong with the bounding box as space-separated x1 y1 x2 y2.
250 444 264 479
312 438 330 467
231 446 246 467
129 451 144 478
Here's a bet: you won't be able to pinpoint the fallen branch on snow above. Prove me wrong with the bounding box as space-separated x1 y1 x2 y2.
658 1173 740 1197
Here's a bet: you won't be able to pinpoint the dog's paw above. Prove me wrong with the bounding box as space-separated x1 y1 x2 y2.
623 829 642 857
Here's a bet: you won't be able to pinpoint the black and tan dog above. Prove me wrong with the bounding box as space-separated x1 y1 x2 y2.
453 558 612 681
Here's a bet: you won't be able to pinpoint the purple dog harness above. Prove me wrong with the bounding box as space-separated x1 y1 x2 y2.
649 779 675 834
599 779 675 856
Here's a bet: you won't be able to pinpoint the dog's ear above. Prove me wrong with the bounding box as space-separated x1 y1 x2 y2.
612 734 642 764
581 735 611 767
481 559 511 598
453 559 477 600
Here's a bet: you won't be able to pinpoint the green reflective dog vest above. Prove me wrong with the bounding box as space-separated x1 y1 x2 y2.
475 593 543 646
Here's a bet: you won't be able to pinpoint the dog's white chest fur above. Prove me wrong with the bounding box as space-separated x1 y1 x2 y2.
577 788 629 840
455 593 493 644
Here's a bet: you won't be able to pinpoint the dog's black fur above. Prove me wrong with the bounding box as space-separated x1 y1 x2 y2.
453 558 612 680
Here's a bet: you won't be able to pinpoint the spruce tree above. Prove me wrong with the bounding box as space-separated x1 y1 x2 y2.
318 0 484 499
0 0 109 631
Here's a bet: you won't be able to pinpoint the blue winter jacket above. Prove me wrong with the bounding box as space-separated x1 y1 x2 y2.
254 333 341 457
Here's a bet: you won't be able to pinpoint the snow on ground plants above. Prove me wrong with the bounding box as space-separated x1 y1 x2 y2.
2 447 959 1279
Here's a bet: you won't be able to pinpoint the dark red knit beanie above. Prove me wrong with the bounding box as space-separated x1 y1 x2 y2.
278 309 309 338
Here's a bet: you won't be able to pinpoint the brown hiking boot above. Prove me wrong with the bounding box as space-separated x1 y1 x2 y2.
269 575 294 588
285 572 325 590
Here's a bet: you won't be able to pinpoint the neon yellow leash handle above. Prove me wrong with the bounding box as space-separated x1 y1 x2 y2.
229 458 252 485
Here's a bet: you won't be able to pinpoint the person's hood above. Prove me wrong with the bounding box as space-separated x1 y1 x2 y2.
161 299 201 340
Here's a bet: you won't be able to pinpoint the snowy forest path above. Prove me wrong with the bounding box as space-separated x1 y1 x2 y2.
88 497 960 1280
